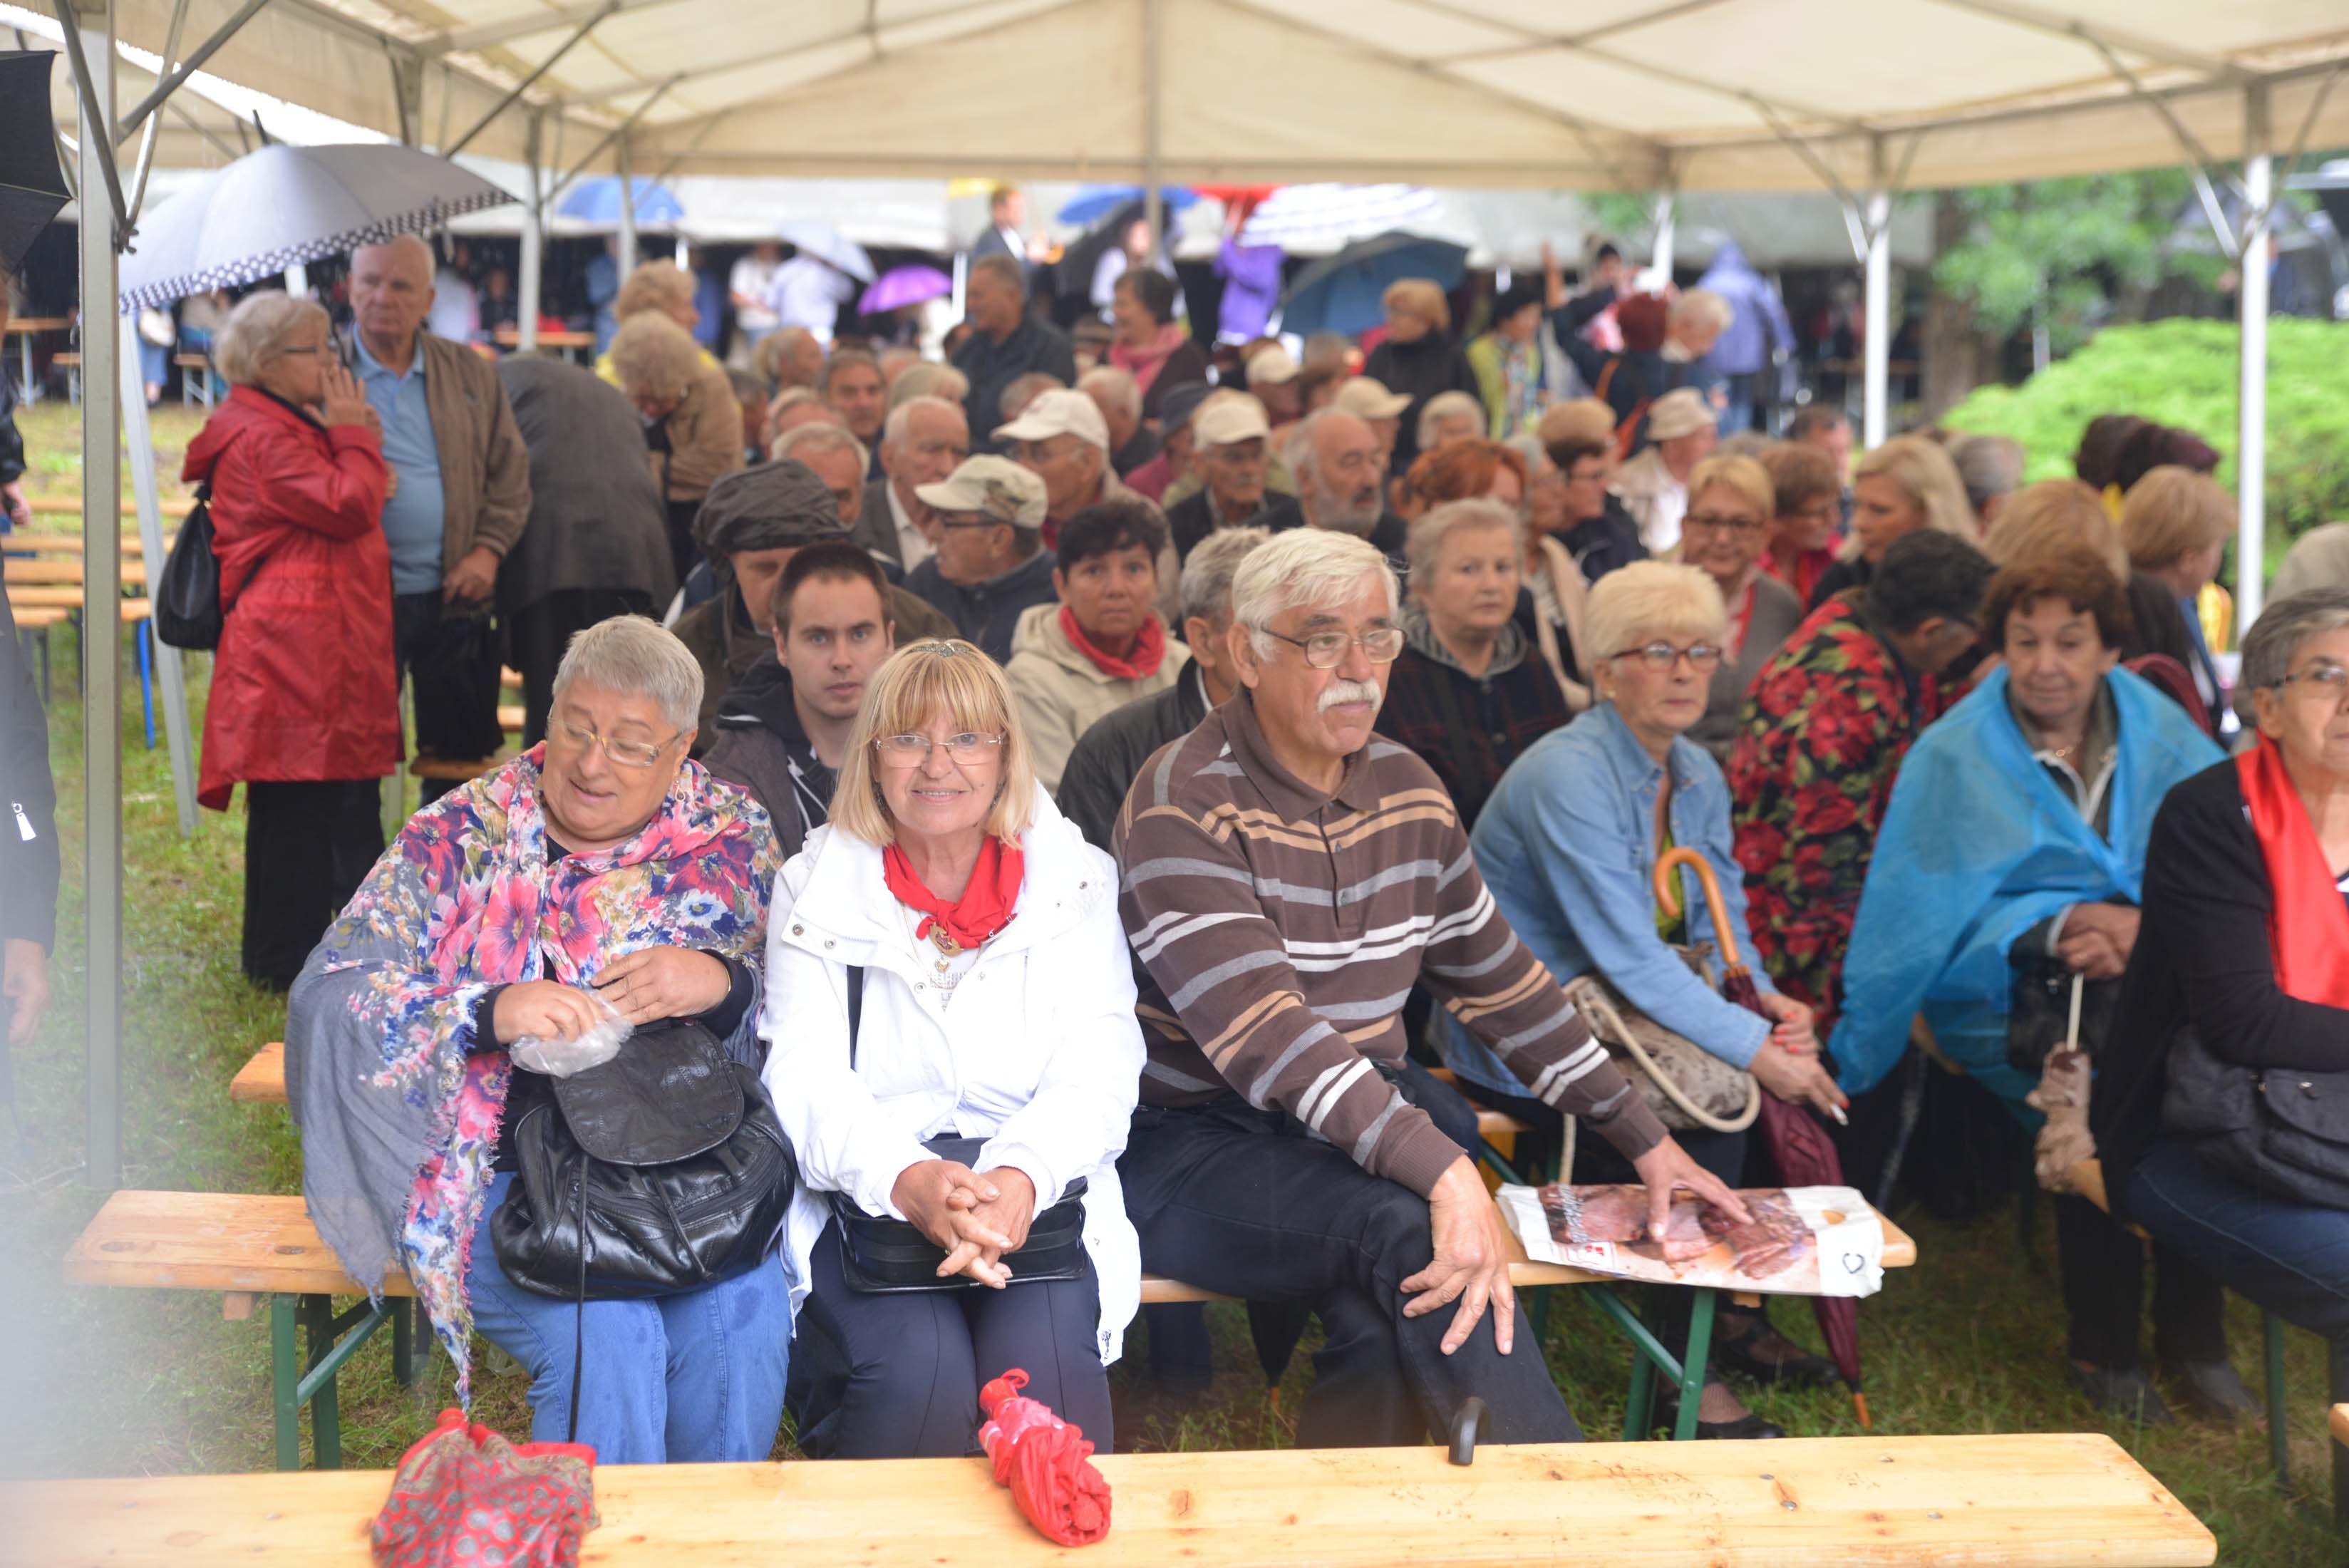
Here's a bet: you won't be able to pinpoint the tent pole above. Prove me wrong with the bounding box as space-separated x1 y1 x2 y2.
1648 190 1675 287
520 112 544 352
616 134 639 276
1862 138 1890 448
118 331 196 839
72 0 124 1191
1142 0 1165 267
2236 85 2271 631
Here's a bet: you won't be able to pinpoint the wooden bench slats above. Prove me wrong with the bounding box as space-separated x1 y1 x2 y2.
0 1433 2217 1567
2333 1403 2349 1450
27 494 196 519
5 557 150 585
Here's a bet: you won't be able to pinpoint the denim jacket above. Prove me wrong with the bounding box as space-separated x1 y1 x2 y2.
1442 701 1775 1099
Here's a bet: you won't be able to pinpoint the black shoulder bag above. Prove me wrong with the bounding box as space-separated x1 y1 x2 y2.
827 967 1089 1293
2162 1026 2349 1209
154 482 223 650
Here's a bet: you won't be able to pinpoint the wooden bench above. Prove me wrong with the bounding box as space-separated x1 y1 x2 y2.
0 1433 2217 1567
28 491 195 520
4 556 151 586
411 755 507 783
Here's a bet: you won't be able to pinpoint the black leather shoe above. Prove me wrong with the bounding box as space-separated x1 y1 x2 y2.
1712 1327 1840 1390
2065 1361 2177 1426
1654 1388 1789 1440
2164 1359 2261 1421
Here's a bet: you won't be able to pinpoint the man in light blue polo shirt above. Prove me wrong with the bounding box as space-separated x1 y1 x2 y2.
353 321 446 599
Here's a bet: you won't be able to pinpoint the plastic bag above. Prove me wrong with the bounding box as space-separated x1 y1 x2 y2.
510 994 633 1078
371 1408 598 1568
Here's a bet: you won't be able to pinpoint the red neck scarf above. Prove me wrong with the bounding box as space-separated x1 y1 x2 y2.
1108 324 1189 394
1060 604 1167 680
2236 737 2349 1009
882 834 1026 952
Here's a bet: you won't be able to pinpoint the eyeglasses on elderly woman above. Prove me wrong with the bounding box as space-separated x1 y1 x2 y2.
1610 640 1725 671
2272 659 2349 702
551 718 683 768
874 731 1006 764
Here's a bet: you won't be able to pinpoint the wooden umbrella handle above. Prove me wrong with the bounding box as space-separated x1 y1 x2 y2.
1652 845 1745 971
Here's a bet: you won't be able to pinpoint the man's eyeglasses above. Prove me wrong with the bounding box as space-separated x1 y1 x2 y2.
552 720 680 768
876 731 1006 764
1682 511 1769 536
1258 626 1406 669
1610 641 1725 672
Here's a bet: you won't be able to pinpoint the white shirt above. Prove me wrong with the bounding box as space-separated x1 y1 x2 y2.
1610 445 1691 554
760 789 1144 1363
765 256 858 344
730 254 783 333
886 478 935 572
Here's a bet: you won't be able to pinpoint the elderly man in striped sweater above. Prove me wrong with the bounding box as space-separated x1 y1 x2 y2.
1111 527 1744 1448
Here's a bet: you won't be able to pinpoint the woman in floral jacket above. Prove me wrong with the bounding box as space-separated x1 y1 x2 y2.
289 617 787 1464
1728 532 1995 1033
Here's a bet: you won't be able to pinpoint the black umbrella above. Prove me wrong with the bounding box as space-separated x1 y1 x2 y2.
0 53 71 278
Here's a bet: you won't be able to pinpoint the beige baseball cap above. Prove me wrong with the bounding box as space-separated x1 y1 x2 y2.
1645 387 1718 442
1193 396 1273 448
916 455 1048 530
1331 376 1411 420
1245 345 1301 387
992 386 1110 451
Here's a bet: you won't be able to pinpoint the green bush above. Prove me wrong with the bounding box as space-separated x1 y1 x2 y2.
1941 317 2349 557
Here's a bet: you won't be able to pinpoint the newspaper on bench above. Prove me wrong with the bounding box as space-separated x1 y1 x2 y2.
1495 1184 1885 1298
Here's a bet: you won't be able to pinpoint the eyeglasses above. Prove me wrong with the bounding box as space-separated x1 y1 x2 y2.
2275 663 2349 703
1610 641 1725 672
876 731 1006 764
1683 511 1770 536
1258 626 1406 669
936 517 1008 531
273 344 326 357
552 719 681 769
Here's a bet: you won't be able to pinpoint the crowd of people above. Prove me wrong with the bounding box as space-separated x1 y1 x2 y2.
11 222 2345 1474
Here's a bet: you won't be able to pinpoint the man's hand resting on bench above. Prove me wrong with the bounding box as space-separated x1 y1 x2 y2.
1631 1138 1752 1242
1403 1156 1519 1356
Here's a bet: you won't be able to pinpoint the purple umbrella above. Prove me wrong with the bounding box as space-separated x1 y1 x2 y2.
859 264 952 314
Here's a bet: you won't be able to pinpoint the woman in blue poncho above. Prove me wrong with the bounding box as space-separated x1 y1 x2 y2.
1832 542 2241 1425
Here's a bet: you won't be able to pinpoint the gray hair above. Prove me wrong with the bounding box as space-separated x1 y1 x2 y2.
1285 407 1349 485
1179 525 1271 629
215 291 329 386
817 347 882 398
889 360 969 411
1586 560 1728 670
1670 287 1734 335
1502 432 1552 475
1405 497 1522 581
772 420 870 473
998 370 1065 423
609 313 703 401
552 615 703 735
969 252 1025 294
1078 365 1142 421
2241 587 2349 693
1415 389 1485 455
1232 527 1399 659
883 393 965 448
1951 433 2025 512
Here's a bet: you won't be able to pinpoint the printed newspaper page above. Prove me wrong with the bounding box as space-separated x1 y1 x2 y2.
1496 1183 1885 1298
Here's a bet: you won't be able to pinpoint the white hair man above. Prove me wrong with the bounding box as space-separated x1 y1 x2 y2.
1079 365 1157 478
1112 525 1742 1451
345 232 533 798
848 394 971 572
1261 409 1408 565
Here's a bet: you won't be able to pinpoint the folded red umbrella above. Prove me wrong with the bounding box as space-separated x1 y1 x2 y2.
977 1369 1112 1547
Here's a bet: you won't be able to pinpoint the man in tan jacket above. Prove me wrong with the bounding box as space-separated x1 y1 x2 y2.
345 235 531 794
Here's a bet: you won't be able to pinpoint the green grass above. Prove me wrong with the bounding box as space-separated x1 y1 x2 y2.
2 401 2343 1559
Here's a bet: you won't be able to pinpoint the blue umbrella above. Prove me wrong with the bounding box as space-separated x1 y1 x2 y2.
1276 230 1468 336
557 175 683 227
1056 184 1196 227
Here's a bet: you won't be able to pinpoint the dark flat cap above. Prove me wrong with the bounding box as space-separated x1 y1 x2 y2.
693 458 846 561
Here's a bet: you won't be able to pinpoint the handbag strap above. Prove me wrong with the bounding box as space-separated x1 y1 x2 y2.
1566 972 1762 1134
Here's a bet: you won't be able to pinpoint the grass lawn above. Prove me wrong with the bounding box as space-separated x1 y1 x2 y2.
1 398 2343 1561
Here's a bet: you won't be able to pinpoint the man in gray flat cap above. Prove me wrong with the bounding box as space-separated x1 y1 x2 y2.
673 458 954 739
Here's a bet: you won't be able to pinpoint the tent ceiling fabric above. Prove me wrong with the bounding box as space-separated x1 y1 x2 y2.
98 0 2349 190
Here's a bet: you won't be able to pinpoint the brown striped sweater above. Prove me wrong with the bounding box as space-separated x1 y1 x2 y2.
1112 692 1668 1197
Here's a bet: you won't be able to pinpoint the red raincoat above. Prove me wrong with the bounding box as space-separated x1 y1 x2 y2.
182 386 400 811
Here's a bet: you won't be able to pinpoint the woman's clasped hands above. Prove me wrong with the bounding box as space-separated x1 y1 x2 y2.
891 1159 1039 1288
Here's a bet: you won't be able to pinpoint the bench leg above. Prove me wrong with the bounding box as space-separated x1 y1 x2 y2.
2266 1311 2291 1495
272 1294 303 1470
1676 1289 1718 1444
392 1298 434 1389
304 1295 343 1470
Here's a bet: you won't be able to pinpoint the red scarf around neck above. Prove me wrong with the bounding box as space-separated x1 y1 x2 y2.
1060 603 1167 681
2236 737 2349 1009
882 834 1026 951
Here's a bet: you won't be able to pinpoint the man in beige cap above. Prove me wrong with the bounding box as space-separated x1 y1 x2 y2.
1166 395 1274 562
1245 344 1304 429
902 455 1062 662
1330 375 1411 480
1607 386 1717 554
998 383 1181 620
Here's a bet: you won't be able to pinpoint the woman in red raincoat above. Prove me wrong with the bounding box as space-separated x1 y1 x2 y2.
182 291 398 989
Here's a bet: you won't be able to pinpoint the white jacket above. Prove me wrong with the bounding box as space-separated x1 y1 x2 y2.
1610 445 1690 555
759 786 1145 1363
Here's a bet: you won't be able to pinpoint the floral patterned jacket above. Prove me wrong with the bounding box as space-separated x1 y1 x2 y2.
1727 593 1955 1039
286 746 779 1396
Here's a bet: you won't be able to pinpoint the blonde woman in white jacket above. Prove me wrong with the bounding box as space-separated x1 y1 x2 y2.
761 638 1144 1459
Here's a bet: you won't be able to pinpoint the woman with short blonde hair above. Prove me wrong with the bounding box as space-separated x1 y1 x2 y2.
763 637 1143 1459
2117 465 2236 726
1807 434 1977 609
1985 479 2128 580
611 314 745 579
614 259 698 329
1382 277 1451 334
212 291 329 386
1681 454 1805 763
1364 277 1481 477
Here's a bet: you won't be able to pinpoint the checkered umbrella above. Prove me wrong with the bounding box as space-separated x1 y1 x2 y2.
118 143 512 313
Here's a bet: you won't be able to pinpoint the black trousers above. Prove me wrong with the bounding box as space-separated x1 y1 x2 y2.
393 592 503 803
242 778 383 989
790 1220 1112 1460
2055 1192 2227 1371
1119 1061 1582 1450
508 589 656 748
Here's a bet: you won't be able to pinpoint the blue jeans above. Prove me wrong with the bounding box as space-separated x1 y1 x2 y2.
466 1171 793 1464
2125 1142 2349 1346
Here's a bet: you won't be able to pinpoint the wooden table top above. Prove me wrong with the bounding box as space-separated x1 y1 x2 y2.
2 318 68 334
0 1433 2216 1567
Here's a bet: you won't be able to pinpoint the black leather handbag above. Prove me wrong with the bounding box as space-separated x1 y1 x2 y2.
154 483 222 651
828 967 1088 1293
2162 1026 2349 1209
491 1017 799 1302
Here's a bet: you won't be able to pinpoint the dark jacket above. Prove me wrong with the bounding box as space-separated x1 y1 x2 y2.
1362 330 1480 476
0 363 24 489
1559 341 1694 452
1371 612 1572 830
677 581 953 743
701 656 830 860
1807 555 1872 614
902 548 1059 664
0 595 58 949
1166 487 1272 564
2090 760 2349 1226
492 357 674 617
951 316 1077 446
1112 425 1161 478
1561 496 1648 584
1253 494 1409 574
1056 665 1210 850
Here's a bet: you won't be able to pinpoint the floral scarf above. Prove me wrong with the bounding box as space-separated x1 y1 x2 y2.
286 746 780 1397
1108 324 1191 396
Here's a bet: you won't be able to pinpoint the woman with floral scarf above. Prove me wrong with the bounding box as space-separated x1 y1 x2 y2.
289 617 787 1463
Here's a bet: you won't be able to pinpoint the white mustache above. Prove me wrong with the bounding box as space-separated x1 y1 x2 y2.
1318 679 1382 714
